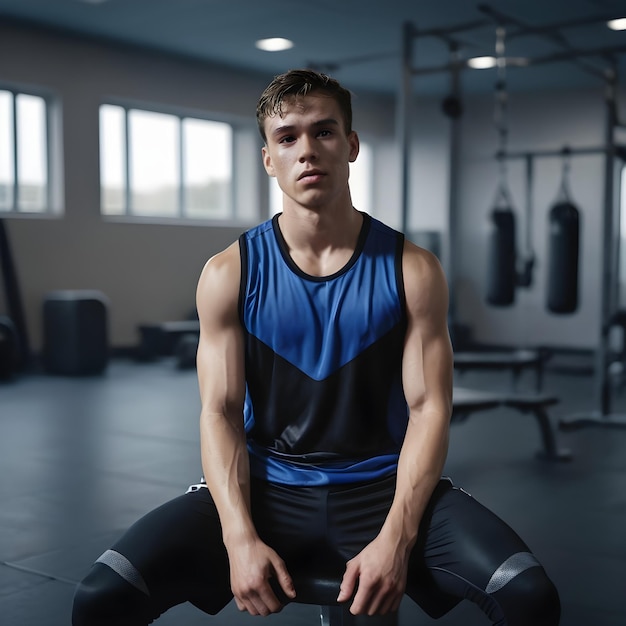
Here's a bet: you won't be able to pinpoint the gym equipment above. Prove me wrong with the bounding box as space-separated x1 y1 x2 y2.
486 203 517 306
452 387 571 462
546 150 580 314
0 218 30 372
558 66 626 429
0 315 19 380
486 27 516 307
43 290 109 375
484 162 537 306
174 332 199 369
484 27 535 306
288 569 397 626
454 348 547 392
137 320 199 361
397 7 624 327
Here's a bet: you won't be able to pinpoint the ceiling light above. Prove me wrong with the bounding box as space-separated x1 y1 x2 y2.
607 17 626 31
467 56 497 69
255 38 294 52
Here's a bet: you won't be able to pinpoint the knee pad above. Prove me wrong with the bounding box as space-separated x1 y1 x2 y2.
492 565 561 626
72 563 155 626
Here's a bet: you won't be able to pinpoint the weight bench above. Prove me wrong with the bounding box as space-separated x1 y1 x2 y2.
137 320 200 360
454 349 547 392
288 569 398 626
452 387 571 461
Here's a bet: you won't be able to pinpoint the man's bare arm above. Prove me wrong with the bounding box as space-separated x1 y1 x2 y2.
381 240 453 550
196 242 295 616
338 240 453 615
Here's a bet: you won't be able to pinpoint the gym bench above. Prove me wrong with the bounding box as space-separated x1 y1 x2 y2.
454 348 548 392
137 320 199 360
452 387 571 461
289 569 398 626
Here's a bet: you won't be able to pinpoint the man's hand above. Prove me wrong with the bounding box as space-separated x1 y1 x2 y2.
227 536 296 616
336 534 409 616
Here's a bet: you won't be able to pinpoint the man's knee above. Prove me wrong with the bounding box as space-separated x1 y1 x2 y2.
72 564 153 626
494 566 561 626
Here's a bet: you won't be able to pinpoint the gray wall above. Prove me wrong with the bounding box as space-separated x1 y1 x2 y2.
0 22 623 353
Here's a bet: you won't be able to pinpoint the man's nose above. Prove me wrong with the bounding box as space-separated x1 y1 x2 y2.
298 135 318 161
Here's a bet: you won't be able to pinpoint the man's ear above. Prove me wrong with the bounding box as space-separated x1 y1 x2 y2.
262 146 276 177
348 131 360 163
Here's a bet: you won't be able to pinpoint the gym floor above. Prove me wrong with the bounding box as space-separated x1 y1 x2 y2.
1 356 625 625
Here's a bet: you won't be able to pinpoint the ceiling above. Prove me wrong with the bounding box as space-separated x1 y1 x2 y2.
1 0 625 96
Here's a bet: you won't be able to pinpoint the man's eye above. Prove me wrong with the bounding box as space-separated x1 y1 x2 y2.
279 136 295 144
318 130 332 137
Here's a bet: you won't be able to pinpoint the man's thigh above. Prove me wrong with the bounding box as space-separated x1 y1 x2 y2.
405 480 538 619
109 488 233 614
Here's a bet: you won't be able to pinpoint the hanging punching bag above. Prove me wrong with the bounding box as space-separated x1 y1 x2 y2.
546 200 580 314
486 207 517 306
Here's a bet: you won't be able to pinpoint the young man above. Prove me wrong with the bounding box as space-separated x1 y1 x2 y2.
72 69 560 625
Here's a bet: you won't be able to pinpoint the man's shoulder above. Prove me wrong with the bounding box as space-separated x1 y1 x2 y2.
202 241 241 285
242 217 274 243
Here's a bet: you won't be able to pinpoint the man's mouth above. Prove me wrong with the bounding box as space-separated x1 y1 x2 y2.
298 170 325 182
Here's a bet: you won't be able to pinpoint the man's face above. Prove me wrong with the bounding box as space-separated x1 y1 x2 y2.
261 93 359 212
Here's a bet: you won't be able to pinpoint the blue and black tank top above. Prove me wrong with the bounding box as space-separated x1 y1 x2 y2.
239 213 408 486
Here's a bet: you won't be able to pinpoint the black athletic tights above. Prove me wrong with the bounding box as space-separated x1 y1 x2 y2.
72 476 560 625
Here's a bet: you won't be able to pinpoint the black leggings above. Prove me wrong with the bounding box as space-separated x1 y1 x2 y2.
72 476 560 625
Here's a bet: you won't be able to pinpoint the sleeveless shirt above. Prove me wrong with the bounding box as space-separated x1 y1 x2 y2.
239 213 408 486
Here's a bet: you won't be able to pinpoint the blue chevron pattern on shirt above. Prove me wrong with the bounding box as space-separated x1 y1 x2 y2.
239 213 408 485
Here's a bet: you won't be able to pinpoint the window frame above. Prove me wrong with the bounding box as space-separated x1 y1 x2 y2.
0 84 55 215
99 99 237 223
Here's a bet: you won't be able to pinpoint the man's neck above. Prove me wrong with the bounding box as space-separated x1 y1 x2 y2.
277 204 363 277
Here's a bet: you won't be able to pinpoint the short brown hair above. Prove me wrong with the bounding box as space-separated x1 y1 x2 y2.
256 69 353 142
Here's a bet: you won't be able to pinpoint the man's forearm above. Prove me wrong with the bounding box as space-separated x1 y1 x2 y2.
380 408 449 551
200 411 258 547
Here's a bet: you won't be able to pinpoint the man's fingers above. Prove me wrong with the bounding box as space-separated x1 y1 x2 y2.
350 579 402 616
272 557 296 599
337 561 359 602
277 571 296 599
256 583 284 615
236 583 283 616
349 580 374 614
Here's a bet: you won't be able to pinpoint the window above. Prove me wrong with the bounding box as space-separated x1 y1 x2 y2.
269 141 373 216
0 89 50 213
100 104 233 220
349 141 373 215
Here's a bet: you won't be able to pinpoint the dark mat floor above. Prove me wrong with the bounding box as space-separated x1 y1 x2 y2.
2 358 625 625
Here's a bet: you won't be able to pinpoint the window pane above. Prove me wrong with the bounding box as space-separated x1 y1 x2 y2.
350 141 372 215
269 176 282 216
100 104 126 215
183 118 232 219
0 90 14 211
129 109 179 217
16 93 47 212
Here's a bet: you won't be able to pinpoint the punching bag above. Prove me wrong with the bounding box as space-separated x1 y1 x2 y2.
486 207 517 306
546 200 580 314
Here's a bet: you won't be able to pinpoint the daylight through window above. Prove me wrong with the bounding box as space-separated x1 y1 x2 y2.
100 104 233 220
0 89 49 213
